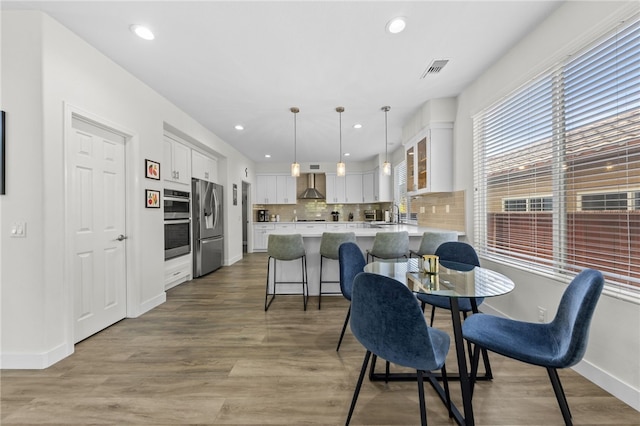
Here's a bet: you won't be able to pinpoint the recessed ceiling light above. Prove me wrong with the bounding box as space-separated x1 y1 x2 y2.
386 17 406 34
234 124 244 130
344 153 351 157
353 124 362 129
130 24 154 40
265 154 271 158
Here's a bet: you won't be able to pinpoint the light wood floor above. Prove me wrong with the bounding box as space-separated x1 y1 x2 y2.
2 253 638 425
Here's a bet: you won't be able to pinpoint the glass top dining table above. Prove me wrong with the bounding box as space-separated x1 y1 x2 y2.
363 258 515 299
363 258 515 426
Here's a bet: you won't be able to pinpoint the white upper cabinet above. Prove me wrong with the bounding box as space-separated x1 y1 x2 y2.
276 175 297 204
255 174 297 204
362 171 376 203
163 135 191 186
406 124 453 194
325 174 346 204
255 174 277 204
345 173 363 203
192 150 218 183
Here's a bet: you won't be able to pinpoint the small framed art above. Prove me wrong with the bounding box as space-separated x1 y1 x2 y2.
145 189 160 208
145 159 160 180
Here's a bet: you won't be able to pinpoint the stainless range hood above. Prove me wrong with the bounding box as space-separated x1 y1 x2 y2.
298 173 325 199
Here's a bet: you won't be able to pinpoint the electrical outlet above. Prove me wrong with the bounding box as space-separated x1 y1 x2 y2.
420 206 425 213
446 204 450 213
432 206 436 214
537 306 547 323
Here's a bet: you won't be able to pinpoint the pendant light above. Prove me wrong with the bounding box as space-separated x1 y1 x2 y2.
290 107 300 177
336 106 346 176
382 106 392 176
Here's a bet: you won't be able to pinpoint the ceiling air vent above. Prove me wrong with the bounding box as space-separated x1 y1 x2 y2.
420 59 449 79
309 164 320 170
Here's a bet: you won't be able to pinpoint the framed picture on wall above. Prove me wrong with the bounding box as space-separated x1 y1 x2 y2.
0 110 5 195
145 159 160 180
145 189 160 208
233 183 238 205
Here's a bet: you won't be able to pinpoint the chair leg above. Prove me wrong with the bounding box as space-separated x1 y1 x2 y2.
385 360 390 383
264 256 275 311
441 364 453 418
416 370 427 426
547 367 573 426
301 255 308 311
429 306 436 326
345 350 372 426
318 256 324 310
336 306 351 351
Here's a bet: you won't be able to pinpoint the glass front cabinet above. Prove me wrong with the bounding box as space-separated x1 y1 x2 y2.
405 123 453 194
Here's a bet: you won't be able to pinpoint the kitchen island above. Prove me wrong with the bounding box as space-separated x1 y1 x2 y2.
256 222 463 297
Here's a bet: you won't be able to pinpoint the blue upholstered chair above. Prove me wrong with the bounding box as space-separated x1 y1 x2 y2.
462 269 604 426
416 241 483 325
346 272 452 426
336 242 366 351
366 231 409 263
318 232 357 309
264 234 308 311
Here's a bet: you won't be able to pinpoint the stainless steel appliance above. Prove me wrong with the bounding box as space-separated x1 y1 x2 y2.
192 178 224 277
364 209 383 221
164 189 191 260
257 209 269 222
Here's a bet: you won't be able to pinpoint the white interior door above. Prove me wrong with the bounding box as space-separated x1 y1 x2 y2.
70 116 127 343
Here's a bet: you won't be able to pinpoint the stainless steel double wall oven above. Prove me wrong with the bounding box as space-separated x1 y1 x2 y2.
164 189 191 260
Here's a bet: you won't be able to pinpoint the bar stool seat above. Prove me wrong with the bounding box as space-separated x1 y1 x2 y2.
318 232 357 309
265 234 308 311
366 231 409 263
409 231 458 258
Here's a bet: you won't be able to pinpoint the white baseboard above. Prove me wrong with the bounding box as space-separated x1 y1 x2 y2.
131 292 167 318
480 303 640 412
1 342 71 369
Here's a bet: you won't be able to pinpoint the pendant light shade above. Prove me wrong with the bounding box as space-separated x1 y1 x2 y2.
382 106 391 176
290 107 300 177
336 106 346 176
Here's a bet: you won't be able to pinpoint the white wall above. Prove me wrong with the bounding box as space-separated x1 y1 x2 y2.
1 11 255 368
452 1 640 410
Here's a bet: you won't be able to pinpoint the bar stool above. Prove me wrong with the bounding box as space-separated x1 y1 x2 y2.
318 232 357 309
366 231 409 263
264 234 308 311
409 231 458 258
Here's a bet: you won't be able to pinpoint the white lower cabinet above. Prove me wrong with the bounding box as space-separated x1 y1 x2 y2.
254 224 275 251
165 254 192 290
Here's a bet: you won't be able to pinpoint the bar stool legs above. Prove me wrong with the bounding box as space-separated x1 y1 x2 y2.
264 254 308 311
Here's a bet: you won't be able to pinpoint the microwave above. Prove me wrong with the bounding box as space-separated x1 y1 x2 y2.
364 209 382 221
164 189 190 220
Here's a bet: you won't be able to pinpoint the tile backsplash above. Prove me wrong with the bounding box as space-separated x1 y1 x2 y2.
254 199 391 222
411 190 465 232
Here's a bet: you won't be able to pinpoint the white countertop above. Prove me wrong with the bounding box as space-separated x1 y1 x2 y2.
254 221 463 238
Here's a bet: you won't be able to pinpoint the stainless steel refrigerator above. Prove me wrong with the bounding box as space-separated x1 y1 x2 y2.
192 178 224 277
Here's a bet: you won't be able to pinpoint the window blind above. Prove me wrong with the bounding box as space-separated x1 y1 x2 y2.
474 16 640 300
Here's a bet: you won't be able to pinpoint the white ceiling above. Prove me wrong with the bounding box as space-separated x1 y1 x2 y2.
3 1 563 164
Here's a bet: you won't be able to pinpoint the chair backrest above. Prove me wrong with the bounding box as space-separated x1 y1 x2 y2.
338 242 366 301
320 232 357 259
370 231 409 259
350 272 449 371
550 269 604 367
434 241 480 267
267 234 305 260
416 231 458 256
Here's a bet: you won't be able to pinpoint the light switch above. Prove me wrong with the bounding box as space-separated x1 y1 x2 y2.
432 206 436 214
10 222 27 238
446 205 450 213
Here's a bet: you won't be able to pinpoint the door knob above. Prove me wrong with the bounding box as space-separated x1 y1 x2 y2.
116 234 128 241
